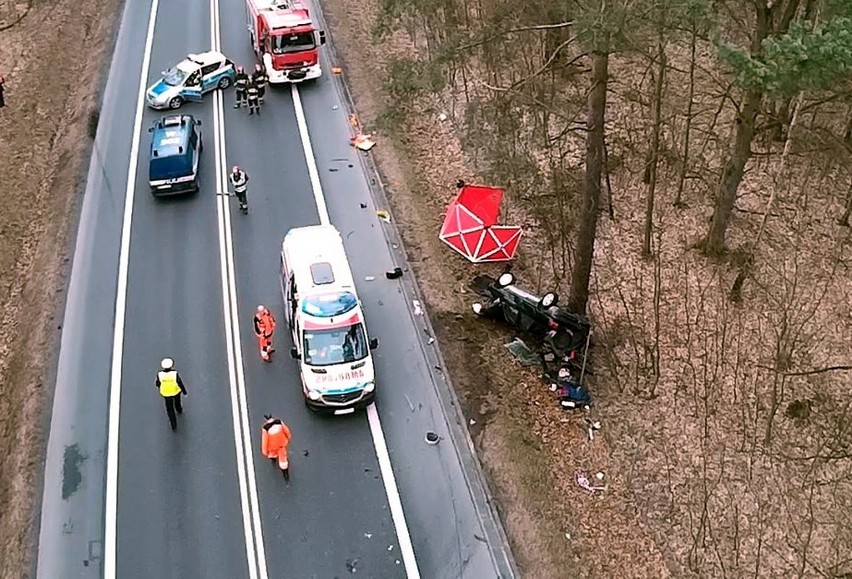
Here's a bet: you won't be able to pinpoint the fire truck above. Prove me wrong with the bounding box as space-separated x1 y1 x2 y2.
245 0 327 83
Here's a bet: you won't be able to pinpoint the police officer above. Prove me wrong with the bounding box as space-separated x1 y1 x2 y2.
246 78 261 116
229 165 249 214
252 63 268 105
156 358 188 431
233 66 249 109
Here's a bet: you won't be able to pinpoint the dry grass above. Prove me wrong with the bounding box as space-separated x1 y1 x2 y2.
0 0 122 575
318 0 852 576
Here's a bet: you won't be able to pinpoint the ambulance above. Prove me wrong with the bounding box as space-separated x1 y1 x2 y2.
280 225 380 414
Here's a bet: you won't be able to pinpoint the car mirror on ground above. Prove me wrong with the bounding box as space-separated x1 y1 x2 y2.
290 347 300 359
369 337 379 350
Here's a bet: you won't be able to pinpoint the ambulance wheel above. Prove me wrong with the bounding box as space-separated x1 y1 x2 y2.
168 96 183 109
218 76 232 89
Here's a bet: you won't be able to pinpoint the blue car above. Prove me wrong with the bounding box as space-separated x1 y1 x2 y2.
148 114 203 196
146 51 236 110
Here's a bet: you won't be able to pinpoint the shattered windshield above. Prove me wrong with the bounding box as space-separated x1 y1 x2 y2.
162 67 188 86
271 32 316 55
303 324 367 366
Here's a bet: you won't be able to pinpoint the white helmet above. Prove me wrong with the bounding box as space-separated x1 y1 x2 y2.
161 357 174 370
257 305 266 313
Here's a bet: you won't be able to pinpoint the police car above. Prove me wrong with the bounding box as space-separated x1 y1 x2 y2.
146 51 236 110
148 115 203 196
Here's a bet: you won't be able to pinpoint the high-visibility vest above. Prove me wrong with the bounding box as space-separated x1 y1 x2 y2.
158 371 181 397
230 172 248 193
262 422 291 461
255 311 276 336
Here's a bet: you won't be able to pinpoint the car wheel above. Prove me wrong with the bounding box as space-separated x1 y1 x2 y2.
168 96 183 109
218 76 231 89
541 292 558 308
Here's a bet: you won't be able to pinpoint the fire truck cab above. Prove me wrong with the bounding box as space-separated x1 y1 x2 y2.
245 0 326 83
280 225 380 414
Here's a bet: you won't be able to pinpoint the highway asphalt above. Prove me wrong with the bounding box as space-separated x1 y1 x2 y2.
35 0 516 577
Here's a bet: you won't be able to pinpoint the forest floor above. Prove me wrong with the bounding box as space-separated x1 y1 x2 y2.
320 0 852 577
0 0 121 576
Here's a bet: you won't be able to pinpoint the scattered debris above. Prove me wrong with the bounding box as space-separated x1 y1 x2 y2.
472 302 483 314
364 276 375 282
425 431 441 445
504 338 540 367
386 267 403 280
351 133 376 151
360 202 368 208
303 450 309 457
565 532 571 540
412 300 423 315
346 558 358 573
332 66 343 75
364 532 372 539
387 545 394 551
469 418 476 426
427 337 435 345
332 105 339 110
438 112 448 122
574 470 607 494
376 209 391 222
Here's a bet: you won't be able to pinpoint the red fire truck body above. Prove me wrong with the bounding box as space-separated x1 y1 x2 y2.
245 0 326 83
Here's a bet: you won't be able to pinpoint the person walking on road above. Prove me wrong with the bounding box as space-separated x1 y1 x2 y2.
246 78 261 116
156 358 188 431
253 305 277 362
261 415 292 480
252 63 268 105
229 165 249 214
233 66 248 109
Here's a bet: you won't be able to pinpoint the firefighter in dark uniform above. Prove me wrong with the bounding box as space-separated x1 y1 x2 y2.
252 63 269 105
233 66 249 109
156 358 188 431
247 78 261 115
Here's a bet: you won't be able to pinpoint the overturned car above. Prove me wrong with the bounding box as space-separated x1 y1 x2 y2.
471 272 594 409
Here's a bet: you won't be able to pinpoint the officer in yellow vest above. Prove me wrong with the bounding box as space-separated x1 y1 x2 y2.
156 357 188 431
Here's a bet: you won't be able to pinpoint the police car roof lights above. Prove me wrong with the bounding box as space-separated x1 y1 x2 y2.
301 291 358 317
162 115 186 127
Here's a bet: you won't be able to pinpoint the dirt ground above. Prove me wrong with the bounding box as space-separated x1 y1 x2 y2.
320 1 852 578
0 0 122 576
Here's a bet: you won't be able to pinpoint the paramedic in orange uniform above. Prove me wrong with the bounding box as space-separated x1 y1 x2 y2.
261 414 292 480
253 305 277 362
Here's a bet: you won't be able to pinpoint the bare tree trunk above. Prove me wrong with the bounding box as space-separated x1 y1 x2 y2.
643 36 666 257
701 89 762 256
568 51 608 315
838 180 852 227
674 20 697 208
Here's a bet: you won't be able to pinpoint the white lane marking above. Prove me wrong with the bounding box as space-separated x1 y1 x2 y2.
103 0 160 576
213 91 262 579
211 0 269 573
366 404 421 577
290 85 330 223
291 83 422 579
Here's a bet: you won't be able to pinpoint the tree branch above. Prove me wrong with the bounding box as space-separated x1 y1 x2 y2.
756 364 852 376
453 21 574 53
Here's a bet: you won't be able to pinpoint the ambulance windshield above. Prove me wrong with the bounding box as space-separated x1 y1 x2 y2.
303 323 368 366
271 31 316 54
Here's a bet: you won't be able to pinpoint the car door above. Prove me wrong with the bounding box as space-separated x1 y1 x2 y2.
181 70 203 102
200 62 221 93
